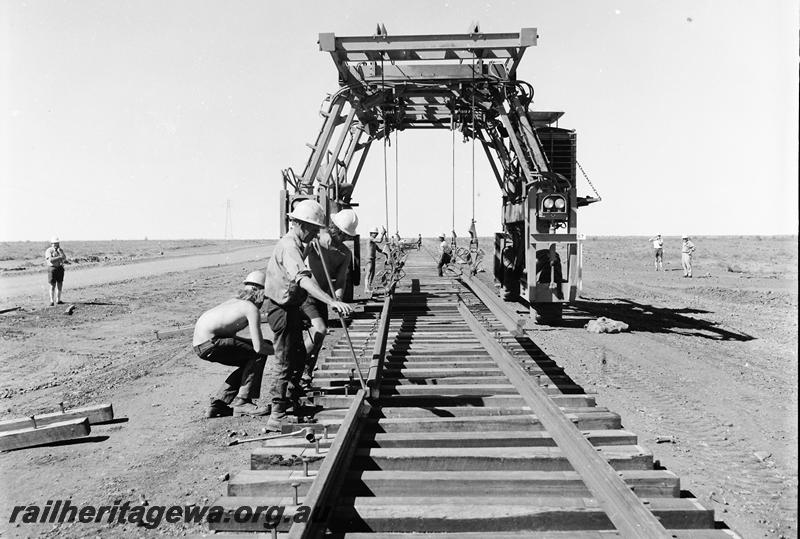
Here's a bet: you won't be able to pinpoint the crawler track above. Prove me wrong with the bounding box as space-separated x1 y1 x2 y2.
210 249 739 538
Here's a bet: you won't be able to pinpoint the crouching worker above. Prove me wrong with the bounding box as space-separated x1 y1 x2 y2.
264 200 354 432
192 270 272 418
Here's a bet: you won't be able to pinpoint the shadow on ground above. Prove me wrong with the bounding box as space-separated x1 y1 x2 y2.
557 298 755 341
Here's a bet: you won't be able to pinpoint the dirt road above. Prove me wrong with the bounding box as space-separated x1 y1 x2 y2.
0 236 796 538
0 244 271 303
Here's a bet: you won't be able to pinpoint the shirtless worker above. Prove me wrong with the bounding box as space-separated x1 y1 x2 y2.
363 225 387 296
263 199 354 431
192 270 272 418
300 209 359 389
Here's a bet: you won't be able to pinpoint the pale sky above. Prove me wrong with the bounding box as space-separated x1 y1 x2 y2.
1 0 797 241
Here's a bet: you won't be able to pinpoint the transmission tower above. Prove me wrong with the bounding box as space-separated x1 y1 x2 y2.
224 199 234 239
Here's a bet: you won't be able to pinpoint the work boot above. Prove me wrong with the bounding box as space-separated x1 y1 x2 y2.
265 399 303 431
206 399 233 418
231 398 271 417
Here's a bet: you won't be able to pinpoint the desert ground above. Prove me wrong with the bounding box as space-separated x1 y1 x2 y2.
0 235 796 538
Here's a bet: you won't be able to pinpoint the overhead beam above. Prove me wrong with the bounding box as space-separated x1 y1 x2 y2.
319 30 537 57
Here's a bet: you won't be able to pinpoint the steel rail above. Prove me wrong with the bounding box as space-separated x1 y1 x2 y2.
457 299 671 538
461 272 525 336
287 388 369 539
366 294 393 396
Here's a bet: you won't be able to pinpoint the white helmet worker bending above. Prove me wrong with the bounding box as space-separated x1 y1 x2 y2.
331 209 359 237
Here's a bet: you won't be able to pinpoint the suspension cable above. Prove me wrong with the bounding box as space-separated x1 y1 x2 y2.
471 54 476 223
381 54 389 234
395 129 399 235
451 112 456 236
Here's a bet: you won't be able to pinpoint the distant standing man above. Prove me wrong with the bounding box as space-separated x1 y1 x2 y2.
301 209 359 388
681 235 696 278
437 234 453 277
364 225 387 296
417 234 422 249
263 200 353 431
192 271 272 418
648 234 664 271
45 237 67 306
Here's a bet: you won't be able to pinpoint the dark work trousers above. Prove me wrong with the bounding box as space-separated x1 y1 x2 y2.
264 299 307 405
437 252 452 276
194 337 267 404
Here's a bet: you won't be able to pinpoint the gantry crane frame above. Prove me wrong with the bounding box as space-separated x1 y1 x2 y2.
280 25 599 322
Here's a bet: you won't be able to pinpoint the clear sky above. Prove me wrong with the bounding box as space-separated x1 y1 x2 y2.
1 0 797 241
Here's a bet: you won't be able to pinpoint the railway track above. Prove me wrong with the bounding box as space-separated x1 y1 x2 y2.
209 248 739 538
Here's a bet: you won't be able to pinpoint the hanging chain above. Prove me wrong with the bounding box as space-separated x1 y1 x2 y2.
576 159 602 199
451 117 456 234
471 54 476 222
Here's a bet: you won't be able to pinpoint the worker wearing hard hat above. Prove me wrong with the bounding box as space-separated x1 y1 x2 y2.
680 235 696 278
300 208 359 389
437 233 452 277
262 199 354 431
364 224 387 296
44 236 68 306
192 270 273 418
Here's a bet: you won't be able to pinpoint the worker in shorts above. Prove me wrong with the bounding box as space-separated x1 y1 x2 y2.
44 236 67 307
192 270 272 418
648 234 664 271
263 200 353 431
681 235 696 278
364 225 387 296
437 234 452 276
300 209 359 389
44 237 68 306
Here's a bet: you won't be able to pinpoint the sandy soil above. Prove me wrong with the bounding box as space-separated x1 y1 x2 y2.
0 236 796 538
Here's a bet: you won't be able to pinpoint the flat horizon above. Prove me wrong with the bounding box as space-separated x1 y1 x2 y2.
2 233 799 243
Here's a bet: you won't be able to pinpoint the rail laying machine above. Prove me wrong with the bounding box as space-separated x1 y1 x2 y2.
279 25 600 323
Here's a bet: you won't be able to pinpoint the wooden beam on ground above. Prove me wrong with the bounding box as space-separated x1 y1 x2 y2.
0 417 90 451
226 469 680 499
0 403 113 433
327 497 712 533
457 301 671 538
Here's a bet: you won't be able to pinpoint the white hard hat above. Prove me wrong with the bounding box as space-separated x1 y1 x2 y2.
50 236 60 244
243 270 266 289
331 209 359 237
369 227 379 234
681 234 689 239
288 199 326 228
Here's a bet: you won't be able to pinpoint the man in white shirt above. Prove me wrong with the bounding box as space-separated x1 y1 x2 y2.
44 237 67 306
681 235 696 278
648 234 664 271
